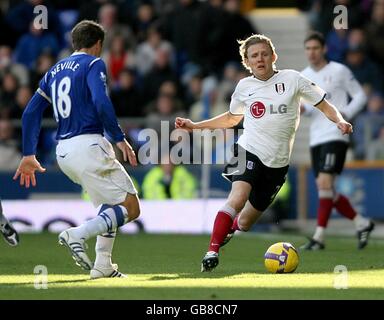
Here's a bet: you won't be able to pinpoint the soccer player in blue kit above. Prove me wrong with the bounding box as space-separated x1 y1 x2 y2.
13 20 140 279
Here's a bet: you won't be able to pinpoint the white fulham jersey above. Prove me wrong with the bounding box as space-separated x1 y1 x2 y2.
230 69 325 168
301 61 367 147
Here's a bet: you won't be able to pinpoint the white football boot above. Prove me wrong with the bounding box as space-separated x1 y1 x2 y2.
0 220 19 246
58 228 93 271
90 263 127 279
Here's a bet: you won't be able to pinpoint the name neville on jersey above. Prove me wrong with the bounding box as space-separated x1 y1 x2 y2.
50 61 80 78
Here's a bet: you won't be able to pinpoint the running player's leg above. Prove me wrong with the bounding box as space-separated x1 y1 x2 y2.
57 135 140 273
328 143 374 249
0 199 19 246
303 142 373 250
91 193 140 278
224 166 286 248
302 144 333 250
201 181 251 272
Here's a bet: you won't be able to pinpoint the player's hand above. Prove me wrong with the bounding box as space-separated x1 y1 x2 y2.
337 120 353 135
175 117 195 132
117 139 137 166
13 155 46 188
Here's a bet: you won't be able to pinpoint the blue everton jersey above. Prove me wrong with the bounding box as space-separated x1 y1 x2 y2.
22 52 124 155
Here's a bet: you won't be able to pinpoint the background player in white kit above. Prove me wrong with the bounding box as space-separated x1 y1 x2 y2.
176 34 353 272
300 31 374 250
13 20 140 278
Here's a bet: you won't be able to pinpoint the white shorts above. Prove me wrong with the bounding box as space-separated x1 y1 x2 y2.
56 134 137 208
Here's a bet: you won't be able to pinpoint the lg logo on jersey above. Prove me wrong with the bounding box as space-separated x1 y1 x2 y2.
250 101 288 119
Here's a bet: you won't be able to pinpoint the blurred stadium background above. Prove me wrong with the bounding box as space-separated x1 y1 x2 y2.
0 0 383 238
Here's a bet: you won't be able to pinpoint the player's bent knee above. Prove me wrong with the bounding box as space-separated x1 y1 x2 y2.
129 206 141 221
120 193 140 222
237 216 252 231
316 174 333 190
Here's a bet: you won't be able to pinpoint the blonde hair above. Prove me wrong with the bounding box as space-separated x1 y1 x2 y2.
238 34 277 72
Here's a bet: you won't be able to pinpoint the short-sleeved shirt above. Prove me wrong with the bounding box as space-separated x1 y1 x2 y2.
301 61 366 147
230 69 325 168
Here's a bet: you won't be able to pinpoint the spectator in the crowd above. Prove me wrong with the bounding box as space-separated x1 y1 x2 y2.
189 77 227 122
0 119 22 171
217 62 243 104
325 28 349 63
142 154 198 199
5 0 64 48
98 3 136 54
13 21 60 69
131 3 158 43
183 73 203 110
0 46 29 86
195 0 227 74
161 0 204 73
77 0 109 23
345 44 383 95
102 33 135 85
365 0 384 68
144 80 184 115
110 68 143 118
307 0 368 36
347 28 367 48
153 0 179 16
220 0 257 65
0 71 19 116
146 92 185 134
135 25 174 76
141 46 178 104
29 52 55 90
9 86 32 120
0 6 15 47
353 92 384 159
367 126 384 160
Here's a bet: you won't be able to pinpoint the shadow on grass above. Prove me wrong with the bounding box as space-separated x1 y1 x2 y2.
0 278 89 286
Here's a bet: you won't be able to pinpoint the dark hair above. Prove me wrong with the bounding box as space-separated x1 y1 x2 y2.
71 20 105 51
304 31 325 47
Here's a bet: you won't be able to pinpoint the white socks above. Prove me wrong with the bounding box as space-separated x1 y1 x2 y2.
353 214 370 231
313 214 370 242
313 226 325 243
95 231 116 268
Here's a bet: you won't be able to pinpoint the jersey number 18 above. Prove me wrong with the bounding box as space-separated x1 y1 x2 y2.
51 76 72 121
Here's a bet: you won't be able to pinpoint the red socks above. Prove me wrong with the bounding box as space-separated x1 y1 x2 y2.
208 211 234 253
334 194 357 220
231 215 241 232
317 197 334 227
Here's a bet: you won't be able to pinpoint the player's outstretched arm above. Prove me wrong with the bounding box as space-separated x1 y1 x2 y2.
175 112 243 131
13 155 46 188
316 99 353 135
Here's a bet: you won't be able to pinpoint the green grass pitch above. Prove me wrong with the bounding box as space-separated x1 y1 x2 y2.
0 232 383 299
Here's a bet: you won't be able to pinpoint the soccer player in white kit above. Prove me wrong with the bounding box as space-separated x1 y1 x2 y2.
300 31 374 250
13 21 140 278
176 34 354 272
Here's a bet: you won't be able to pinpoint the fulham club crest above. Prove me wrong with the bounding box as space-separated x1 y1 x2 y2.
275 83 285 95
